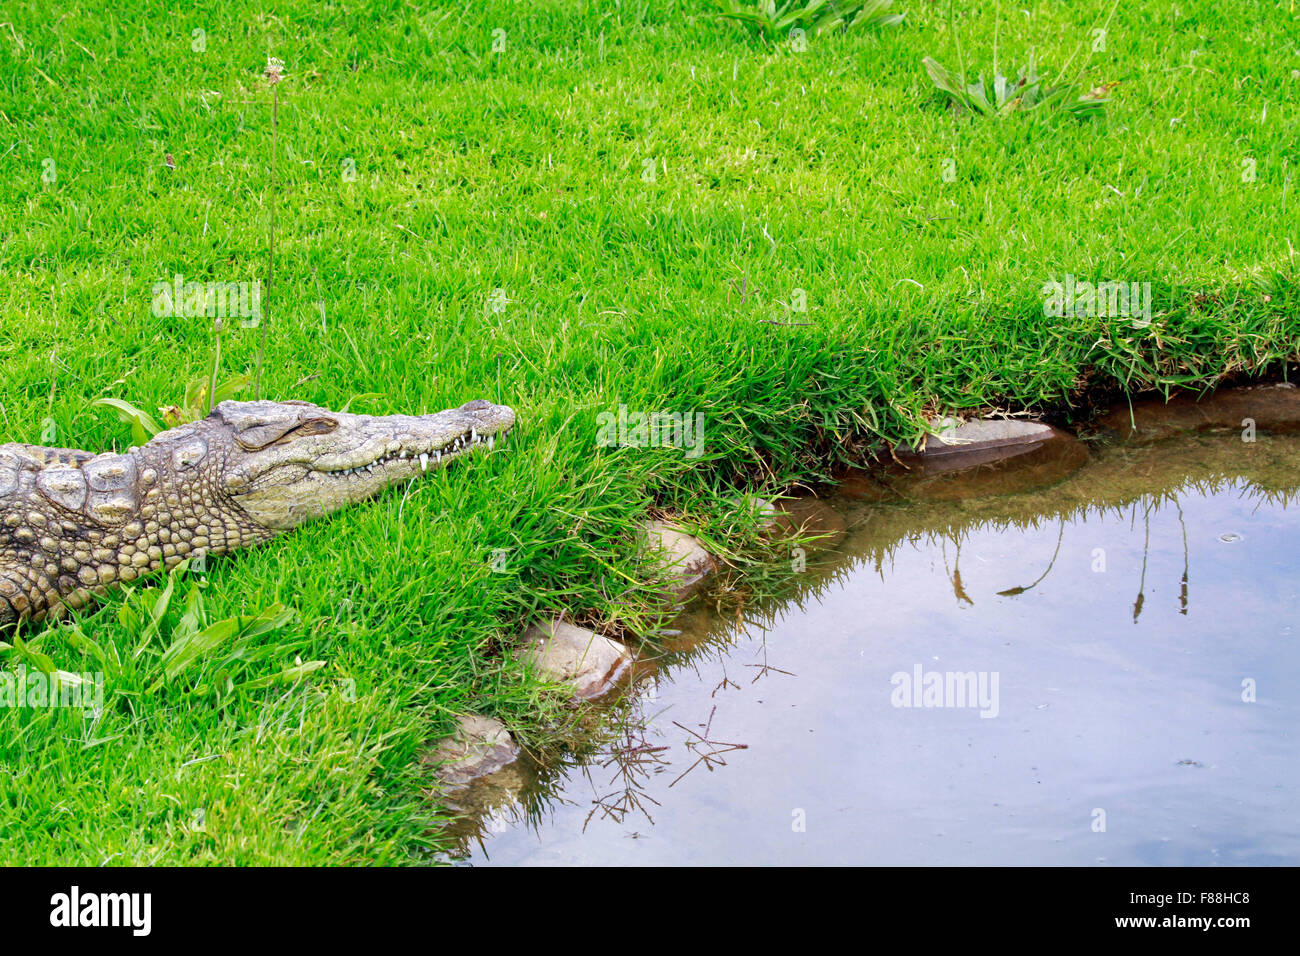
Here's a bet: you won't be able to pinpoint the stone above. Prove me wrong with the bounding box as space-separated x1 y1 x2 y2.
422 715 519 789
885 419 1087 501
639 519 716 594
436 761 528 826
516 619 634 700
833 472 896 502
1094 383 1300 443
910 417 1056 462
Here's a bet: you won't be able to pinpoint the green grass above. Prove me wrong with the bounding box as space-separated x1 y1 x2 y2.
0 0 1297 864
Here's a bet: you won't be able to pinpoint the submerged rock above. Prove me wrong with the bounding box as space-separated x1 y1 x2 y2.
436 761 529 823
517 620 635 700
885 419 1087 501
422 715 520 789
833 472 897 503
1094 383 1300 443
757 496 848 548
639 519 716 596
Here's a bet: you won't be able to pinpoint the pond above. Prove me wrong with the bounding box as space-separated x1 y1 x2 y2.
441 429 1300 865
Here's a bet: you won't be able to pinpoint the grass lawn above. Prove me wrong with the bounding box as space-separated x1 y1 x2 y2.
0 0 1296 863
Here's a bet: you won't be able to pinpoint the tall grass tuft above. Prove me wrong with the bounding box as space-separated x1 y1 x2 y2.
718 0 905 44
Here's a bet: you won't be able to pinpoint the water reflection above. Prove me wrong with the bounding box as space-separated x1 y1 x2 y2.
445 432 1300 865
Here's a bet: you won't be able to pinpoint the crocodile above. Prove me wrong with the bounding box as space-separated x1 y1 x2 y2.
0 398 516 625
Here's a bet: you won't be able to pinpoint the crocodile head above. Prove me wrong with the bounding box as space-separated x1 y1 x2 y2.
215 398 516 531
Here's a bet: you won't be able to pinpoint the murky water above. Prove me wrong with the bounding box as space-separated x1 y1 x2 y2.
444 432 1300 865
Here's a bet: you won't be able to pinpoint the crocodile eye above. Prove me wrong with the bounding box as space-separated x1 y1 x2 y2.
234 416 337 450
286 418 337 439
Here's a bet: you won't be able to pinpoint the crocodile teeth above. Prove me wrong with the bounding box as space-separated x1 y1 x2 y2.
419 453 429 472
487 435 494 450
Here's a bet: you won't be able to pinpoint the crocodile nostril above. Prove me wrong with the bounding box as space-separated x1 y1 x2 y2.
459 399 492 412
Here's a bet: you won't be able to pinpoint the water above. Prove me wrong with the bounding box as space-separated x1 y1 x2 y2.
444 432 1300 865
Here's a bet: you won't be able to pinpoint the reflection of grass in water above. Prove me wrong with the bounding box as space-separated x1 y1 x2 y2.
448 635 772 851
995 518 1066 597
842 434 1299 593
687 433 1300 654
445 693 676 856
448 433 1300 852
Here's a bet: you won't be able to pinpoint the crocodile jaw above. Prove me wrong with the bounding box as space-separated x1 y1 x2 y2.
222 399 516 531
